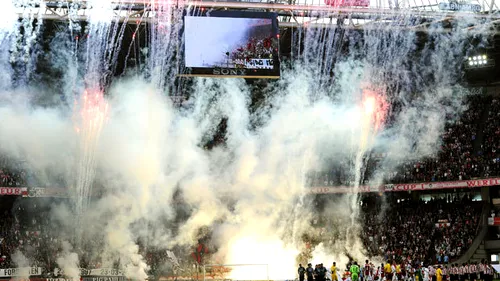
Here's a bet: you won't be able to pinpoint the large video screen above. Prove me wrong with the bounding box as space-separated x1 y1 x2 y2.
179 11 280 79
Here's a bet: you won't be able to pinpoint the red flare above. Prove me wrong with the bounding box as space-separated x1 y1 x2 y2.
362 89 388 133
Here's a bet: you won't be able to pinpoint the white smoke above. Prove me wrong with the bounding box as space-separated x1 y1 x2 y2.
11 250 31 281
0 93 75 184
0 70 470 280
56 241 80 281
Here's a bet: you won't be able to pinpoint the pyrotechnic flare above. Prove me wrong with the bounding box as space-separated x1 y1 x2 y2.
360 89 389 149
342 88 389 265
74 90 109 219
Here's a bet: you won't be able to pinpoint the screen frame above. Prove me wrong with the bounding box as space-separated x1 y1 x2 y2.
178 10 281 79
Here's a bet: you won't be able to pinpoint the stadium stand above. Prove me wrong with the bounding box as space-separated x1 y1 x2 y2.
361 195 483 266
481 97 500 177
0 94 496 270
0 156 27 187
309 94 500 185
392 95 485 183
0 195 484 270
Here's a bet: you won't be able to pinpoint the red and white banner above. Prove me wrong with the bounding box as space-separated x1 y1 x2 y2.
0 187 28 196
310 177 500 194
386 177 500 191
435 220 451 228
3 177 500 197
488 217 500 226
310 185 376 194
435 223 451 228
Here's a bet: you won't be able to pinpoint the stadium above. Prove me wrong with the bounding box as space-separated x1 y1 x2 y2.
1 1 500 281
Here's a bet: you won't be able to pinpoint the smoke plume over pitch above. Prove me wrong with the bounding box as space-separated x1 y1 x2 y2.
0 1 483 280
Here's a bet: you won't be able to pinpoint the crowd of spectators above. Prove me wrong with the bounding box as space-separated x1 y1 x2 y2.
308 94 500 186
0 194 485 275
0 199 59 270
480 97 500 177
391 95 485 183
0 155 67 188
0 198 180 274
361 194 482 266
0 156 27 187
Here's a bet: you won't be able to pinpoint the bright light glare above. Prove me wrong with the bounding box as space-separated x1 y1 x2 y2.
225 236 299 280
363 96 376 114
0 0 16 30
88 0 115 23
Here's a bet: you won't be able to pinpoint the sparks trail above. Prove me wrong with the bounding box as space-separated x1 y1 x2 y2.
354 88 389 187
74 90 109 223
345 88 389 254
354 88 389 188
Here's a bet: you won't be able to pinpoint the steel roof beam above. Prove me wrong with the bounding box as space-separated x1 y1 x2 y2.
41 0 499 19
8 0 496 35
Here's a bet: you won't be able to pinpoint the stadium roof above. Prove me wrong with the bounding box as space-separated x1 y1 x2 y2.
16 0 500 33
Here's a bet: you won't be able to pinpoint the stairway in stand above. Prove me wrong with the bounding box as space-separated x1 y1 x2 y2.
470 241 488 263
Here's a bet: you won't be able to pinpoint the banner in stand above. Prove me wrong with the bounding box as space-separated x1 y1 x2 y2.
0 187 28 196
309 177 500 194
0 267 42 278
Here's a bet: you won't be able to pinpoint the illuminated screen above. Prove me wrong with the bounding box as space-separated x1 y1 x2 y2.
180 11 280 79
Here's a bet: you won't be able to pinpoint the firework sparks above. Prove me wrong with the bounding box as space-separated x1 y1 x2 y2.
80 90 109 130
361 89 388 134
74 90 109 222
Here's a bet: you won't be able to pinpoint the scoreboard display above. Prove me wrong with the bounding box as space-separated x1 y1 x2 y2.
179 10 281 79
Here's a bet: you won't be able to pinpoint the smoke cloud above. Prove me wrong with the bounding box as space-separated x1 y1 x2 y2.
56 241 80 281
11 250 31 280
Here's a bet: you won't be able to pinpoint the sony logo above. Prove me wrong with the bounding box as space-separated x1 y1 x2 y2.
213 68 247 76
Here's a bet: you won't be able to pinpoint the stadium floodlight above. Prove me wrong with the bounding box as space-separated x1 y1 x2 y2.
465 54 495 69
